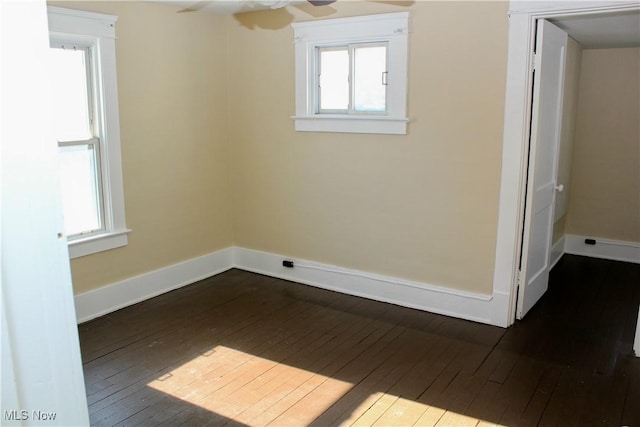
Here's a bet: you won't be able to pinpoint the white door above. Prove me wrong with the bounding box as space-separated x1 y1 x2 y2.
517 20 568 319
1 0 90 423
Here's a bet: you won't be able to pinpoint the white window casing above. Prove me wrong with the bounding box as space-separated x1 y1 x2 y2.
48 6 130 259
292 12 410 135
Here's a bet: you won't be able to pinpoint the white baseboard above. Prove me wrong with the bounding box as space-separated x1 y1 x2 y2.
74 246 511 327
233 247 510 327
74 248 233 323
74 238 639 327
564 235 640 264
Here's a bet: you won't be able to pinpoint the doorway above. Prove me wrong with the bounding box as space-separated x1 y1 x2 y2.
493 1 640 332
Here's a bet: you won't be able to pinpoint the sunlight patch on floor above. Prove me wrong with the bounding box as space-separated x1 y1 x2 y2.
147 345 354 424
147 345 506 426
345 394 502 427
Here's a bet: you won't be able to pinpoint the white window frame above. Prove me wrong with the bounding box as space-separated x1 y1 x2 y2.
292 12 410 135
48 6 130 259
317 42 389 115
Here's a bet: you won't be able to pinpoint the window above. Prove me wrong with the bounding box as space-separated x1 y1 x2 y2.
292 12 409 135
318 43 388 114
47 7 130 258
49 45 103 238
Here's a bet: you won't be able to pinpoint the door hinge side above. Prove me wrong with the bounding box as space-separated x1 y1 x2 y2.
532 52 540 72
515 269 523 319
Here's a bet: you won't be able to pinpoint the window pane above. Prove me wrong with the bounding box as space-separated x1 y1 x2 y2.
354 45 387 112
48 47 92 141
58 144 102 236
319 48 349 111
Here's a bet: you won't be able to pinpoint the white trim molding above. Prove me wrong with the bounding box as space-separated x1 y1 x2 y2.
47 6 117 38
291 12 410 135
74 248 233 323
564 235 640 264
291 115 409 135
48 6 130 259
233 247 511 327
509 1 640 15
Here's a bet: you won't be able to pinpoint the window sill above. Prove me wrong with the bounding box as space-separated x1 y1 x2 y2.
292 115 409 135
68 228 131 259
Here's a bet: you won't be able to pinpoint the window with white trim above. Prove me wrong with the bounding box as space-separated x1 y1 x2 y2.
47 7 130 259
292 12 409 135
318 43 388 114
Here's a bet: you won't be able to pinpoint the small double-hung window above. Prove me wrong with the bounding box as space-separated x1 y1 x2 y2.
318 43 388 114
47 6 130 259
292 12 409 135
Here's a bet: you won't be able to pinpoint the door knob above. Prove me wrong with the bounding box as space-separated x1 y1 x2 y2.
554 184 564 192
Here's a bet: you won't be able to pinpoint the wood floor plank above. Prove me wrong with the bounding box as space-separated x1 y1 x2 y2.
85 290 287 389
149 303 367 425
340 332 463 426
269 328 418 426
80 271 256 362
620 355 640 426
351 393 401 426
213 303 393 425
578 373 628 426
89 287 326 423
246 322 401 426
514 365 562 427
495 358 546 426
309 331 442 426
88 297 306 419
463 381 507 426
434 410 480 427
537 367 591 427
370 337 481 426
228 335 376 423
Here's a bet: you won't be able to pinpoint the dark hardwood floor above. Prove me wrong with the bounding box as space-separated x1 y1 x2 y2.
79 255 640 426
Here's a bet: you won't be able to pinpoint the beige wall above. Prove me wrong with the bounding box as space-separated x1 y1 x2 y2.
552 37 582 245
566 48 640 243
229 2 509 294
50 1 234 293
50 1 509 297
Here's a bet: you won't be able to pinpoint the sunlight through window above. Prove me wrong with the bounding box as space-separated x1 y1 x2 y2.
48 45 104 237
146 345 502 426
48 47 92 142
147 345 353 425
57 144 101 235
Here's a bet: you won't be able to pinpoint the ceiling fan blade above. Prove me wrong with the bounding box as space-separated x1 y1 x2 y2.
293 2 337 17
233 7 294 30
370 0 415 6
307 0 337 6
177 0 212 13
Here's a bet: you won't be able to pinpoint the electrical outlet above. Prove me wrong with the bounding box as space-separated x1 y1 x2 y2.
283 260 294 268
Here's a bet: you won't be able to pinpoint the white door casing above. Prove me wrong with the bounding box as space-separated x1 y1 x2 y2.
517 19 568 319
495 1 639 327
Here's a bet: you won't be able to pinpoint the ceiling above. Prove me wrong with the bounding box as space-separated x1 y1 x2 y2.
149 1 640 48
551 10 640 49
148 0 307 15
